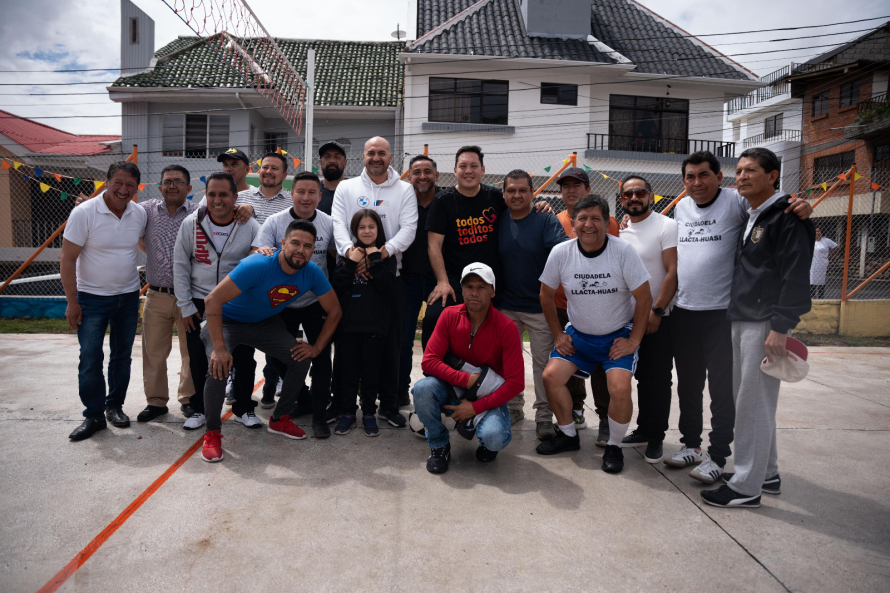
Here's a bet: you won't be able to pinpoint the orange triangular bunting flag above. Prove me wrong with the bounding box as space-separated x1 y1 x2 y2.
873 183 882 191
293 158 301 168
1 160 10 170
138 183 146 191
53 173 62 182
838 173 847 181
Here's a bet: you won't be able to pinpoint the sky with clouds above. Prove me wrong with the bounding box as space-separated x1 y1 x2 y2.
1 0 888 136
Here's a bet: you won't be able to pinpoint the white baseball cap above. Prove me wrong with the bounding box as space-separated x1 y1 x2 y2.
460 262 496 290
760 336 809 382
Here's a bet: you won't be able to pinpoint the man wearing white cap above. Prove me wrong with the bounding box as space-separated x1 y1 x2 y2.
413 262 525 474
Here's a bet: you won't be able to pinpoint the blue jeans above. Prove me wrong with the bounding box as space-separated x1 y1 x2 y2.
412 376 512 450
76 291 140 419
399 274 437 388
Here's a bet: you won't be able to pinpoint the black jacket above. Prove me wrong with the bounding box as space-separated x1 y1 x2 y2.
331 251 396 335
727 195 815 333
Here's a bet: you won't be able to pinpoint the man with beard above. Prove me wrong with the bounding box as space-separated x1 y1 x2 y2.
251 171 336 438
317 141 348 215
199 219 342 462
398 155 440 406
617 175 678 465
331 136 417 428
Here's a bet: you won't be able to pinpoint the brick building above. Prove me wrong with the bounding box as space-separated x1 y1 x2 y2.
794 22 889 186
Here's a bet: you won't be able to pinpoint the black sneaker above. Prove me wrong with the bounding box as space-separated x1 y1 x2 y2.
397 384 411 408
259 393 276 410
378 409 407 428
334 414 356 435
644 441 663 464
180 403 195 418
620 428 648 448
363 414 380 437
722 472 781 495
701 484 761 508
325 407 342 425
535 429 580 455
136 405 167 423
427 442 451 474
602 445 624 473
476 444 498 463
313 421 331 439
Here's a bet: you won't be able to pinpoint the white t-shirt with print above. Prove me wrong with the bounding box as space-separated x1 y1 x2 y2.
620 212 678 314
253 208 334 308
674 188 748 311
207 218 234 254
540 236 650 336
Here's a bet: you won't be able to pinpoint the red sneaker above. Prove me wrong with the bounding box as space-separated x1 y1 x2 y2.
201 430 224 462
267 414 307 440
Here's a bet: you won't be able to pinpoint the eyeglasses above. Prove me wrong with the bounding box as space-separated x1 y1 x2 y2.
621 188 649 199
160 179 187 187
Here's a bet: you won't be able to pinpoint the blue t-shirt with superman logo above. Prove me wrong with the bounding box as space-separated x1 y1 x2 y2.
223 251 332 323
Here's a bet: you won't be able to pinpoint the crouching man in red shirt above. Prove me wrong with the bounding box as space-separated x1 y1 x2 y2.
415 262 525 474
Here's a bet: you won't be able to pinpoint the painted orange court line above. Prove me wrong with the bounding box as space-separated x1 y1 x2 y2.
36 380 265 593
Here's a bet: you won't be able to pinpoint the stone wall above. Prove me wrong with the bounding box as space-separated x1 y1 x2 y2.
797 301 841 334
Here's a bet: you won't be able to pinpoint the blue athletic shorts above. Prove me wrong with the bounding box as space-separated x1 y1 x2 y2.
549 322 639 374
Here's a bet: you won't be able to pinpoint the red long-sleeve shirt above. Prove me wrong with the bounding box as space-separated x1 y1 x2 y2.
421 304 525 414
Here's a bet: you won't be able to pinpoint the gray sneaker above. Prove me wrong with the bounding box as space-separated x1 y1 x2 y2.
509 408 525 425
596 417 609 448
536 421 556 441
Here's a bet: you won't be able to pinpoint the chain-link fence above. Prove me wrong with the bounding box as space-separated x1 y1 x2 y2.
2 145 889 308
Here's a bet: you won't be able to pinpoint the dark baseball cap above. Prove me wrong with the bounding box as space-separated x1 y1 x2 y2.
556 167 590 186
217 148 249 165
318 141 347 158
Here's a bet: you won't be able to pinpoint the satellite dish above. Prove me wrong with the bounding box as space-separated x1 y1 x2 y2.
391 23 406 39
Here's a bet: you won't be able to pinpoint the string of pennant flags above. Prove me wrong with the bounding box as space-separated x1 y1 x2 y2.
3 155 883 203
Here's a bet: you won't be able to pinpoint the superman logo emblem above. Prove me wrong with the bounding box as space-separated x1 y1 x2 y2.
268 285 300 307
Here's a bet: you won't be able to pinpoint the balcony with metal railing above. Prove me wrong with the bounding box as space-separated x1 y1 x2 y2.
742 129 802 148
726 65 793 115
846 93 890 140
587 134 736 157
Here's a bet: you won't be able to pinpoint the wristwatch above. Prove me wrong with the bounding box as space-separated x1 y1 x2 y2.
652 306 665 317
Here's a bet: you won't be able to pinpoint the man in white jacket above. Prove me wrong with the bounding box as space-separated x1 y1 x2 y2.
331 136 418 427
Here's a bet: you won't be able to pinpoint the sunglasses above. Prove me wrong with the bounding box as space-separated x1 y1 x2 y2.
621 188 649 199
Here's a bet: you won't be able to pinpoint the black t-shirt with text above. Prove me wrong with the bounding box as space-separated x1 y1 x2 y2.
425 185 506 278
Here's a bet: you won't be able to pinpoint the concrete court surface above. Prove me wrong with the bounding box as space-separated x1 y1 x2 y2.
0 334 888 593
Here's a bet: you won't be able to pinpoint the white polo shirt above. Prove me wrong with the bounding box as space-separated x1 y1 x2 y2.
63 194 147 295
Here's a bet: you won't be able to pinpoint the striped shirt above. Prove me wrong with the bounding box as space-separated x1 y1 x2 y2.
141 198 198 288
236 185 291 224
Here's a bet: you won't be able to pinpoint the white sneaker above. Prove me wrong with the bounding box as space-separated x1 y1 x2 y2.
689 454 723 484
234 411 263 429
224 375 234 405
664 445 703 468
183 413 206 431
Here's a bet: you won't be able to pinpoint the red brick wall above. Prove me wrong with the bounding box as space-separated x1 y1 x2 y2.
799 71 874 191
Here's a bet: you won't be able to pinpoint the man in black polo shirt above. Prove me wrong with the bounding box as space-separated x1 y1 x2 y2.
398 155 440 406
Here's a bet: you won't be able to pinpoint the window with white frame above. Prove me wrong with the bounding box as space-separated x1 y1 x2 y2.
162 114 230 158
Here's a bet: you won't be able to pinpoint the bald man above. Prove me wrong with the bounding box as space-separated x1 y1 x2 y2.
330 136 418 428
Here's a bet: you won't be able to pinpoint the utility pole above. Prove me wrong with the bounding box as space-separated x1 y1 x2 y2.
304 48 315 172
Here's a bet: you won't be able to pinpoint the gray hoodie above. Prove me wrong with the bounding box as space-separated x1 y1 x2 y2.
173 206 260 318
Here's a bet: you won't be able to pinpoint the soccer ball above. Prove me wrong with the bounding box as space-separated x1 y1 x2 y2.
408 412 427 439
408 411 455 439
